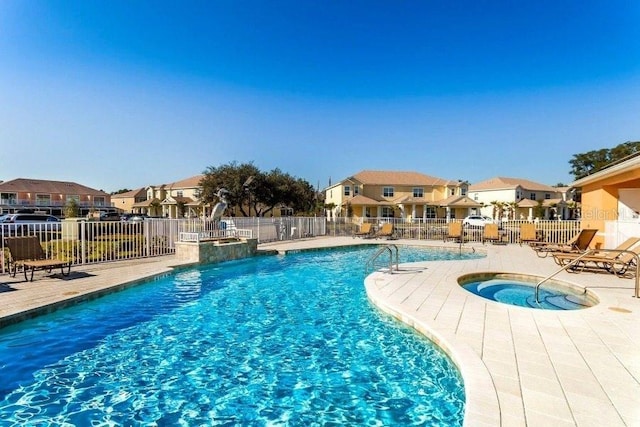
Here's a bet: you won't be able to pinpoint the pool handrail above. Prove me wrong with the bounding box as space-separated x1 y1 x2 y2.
366 244 399 273
534 248 640 303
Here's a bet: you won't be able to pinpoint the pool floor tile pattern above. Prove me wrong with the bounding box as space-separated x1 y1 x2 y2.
1 236 640 426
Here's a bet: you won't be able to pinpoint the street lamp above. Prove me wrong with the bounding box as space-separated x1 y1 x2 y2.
243 176 255 217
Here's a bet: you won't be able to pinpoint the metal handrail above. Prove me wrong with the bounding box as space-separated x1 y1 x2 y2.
535 248 640 303
365 244 399 273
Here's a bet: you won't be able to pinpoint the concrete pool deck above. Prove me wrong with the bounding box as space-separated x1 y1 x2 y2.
1 236 639 426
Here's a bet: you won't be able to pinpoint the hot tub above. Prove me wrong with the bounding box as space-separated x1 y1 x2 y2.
458 272 598 310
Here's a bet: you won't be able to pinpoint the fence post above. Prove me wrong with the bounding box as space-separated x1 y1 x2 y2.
80 221 87 265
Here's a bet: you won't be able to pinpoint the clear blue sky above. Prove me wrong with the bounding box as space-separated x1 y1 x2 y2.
1 1 639 193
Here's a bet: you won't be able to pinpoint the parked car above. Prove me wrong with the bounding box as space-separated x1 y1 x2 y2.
99 212 121 221
124 213 149 221
462 215 500 228
0 213 62 234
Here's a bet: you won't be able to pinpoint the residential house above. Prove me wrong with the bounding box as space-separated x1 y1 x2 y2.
324 170 479 221
110 188 148 214
0 178 112 217
114 174 305 219
468 177 570 221
571 153 640 248
132 175 207 219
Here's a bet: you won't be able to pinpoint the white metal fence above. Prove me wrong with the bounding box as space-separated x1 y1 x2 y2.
326 217 581 245
1 216 581 274
0 217 328 273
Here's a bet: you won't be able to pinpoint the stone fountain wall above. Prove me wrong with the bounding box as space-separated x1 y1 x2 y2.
174 238 259 265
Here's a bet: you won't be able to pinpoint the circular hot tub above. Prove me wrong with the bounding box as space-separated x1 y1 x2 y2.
458 272 599 310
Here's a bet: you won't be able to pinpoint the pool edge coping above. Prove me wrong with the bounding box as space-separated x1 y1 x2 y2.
364 272 502 427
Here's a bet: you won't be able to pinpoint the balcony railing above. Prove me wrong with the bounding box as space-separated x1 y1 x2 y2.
0 199 110 208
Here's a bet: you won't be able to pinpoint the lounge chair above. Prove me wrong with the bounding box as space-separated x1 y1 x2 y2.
482 223 501 244
444 222 463 243
5 236 72 281
552 237 640 276
529 228 598 258
519 223 541 246
375 223 396 240
354 223 374 239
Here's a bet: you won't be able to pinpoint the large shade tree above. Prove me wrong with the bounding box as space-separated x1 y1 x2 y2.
569 141 640 180
199 161 318 217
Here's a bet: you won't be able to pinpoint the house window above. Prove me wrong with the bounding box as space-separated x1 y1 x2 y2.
424 206 436 218
94 196 106 206
473 193 478 201
35 194 51 206
344 186 350 196
530 193 536 200
450 188 455 196
545 193 550 199
381 206 394 217
354 186 359 195
461 187 467 196
413 188 423 198
383 187 394 197
66 195 80 204
0 193 17 204
280 207 293 216
176 191 184 198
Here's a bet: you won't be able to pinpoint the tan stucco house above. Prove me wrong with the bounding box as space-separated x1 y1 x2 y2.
468 177 572 220
110 188 148 214
324 170 479 221
143 175 208 219
571 154 640 248
112 175 207 219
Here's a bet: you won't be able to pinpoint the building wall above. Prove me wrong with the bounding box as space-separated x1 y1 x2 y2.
469 189 517 217
470 187 565 218
580 169 640 247
111 196 135 213
324 184 346 217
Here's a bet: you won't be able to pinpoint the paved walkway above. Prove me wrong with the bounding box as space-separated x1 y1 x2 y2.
1 237 639 426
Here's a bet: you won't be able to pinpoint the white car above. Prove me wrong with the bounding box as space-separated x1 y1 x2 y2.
463 215 498 228
0 213 62 234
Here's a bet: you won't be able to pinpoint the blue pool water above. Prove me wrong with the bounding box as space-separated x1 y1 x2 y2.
462 278 594 310
0 245 482 426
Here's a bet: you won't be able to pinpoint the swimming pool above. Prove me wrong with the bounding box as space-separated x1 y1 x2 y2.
0 245 482 425
459 273 597 310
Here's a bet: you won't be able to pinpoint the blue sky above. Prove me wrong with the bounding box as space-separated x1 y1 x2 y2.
1 1 639 193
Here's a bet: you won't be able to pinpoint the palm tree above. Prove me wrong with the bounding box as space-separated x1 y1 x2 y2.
507 201 519 220
490 201 500 220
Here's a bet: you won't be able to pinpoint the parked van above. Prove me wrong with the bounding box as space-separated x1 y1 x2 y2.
0 213 61 234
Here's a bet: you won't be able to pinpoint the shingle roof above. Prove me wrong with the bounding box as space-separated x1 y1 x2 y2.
133 198 160 208
469 176 557 192
162 196 195 205
351 170 454 186
0 178 109 196
517 198 565 208
341 195 386 206
111 188 146 199
165 175 204 189
438 195 484 208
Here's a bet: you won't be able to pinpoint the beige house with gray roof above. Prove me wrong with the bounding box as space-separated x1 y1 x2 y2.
468 176 572 220
111 175 208 219
324 170 480 221
144 175 207 219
